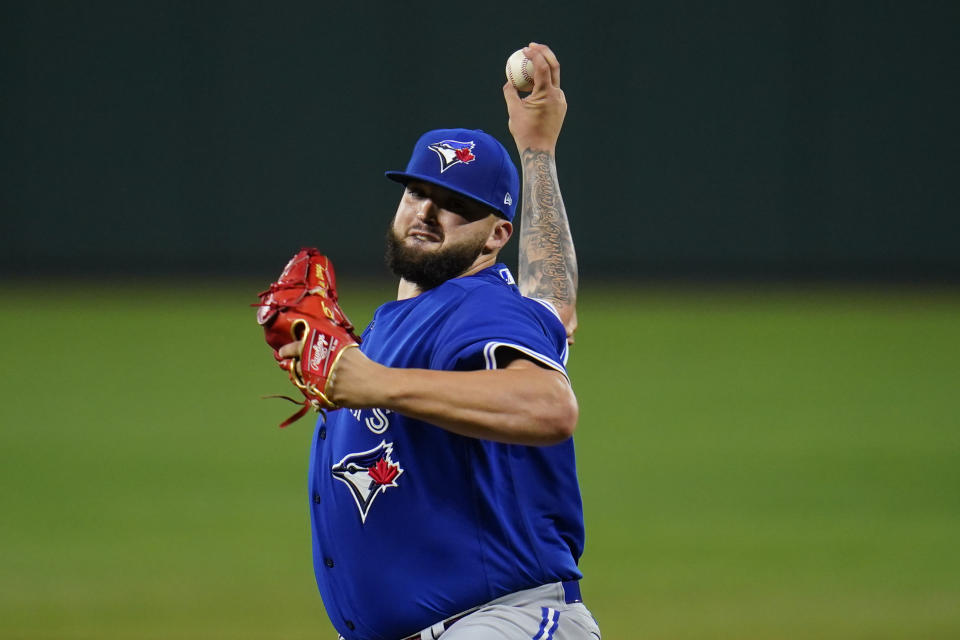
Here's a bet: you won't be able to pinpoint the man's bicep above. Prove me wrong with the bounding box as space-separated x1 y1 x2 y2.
433 293 570 371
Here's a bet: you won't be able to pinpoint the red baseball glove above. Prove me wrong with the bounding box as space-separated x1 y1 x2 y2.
256 248 361 427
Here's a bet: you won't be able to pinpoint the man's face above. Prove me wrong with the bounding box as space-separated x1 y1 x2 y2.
386 181 505 290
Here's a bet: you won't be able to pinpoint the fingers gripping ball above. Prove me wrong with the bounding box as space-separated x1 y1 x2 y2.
505 49 534 91
256 248 361 427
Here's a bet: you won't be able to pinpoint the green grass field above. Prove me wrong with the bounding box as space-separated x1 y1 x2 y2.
1 280 958 639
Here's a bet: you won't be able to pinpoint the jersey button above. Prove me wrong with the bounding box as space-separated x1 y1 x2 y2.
313 493 321 504
319 427 327 440
345 620 355 631
324 557 334 568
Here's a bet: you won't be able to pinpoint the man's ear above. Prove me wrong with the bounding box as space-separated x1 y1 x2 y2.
483 219 513 254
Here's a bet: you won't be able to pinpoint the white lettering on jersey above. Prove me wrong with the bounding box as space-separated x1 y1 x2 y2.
365 408 392 434
348 408 394 434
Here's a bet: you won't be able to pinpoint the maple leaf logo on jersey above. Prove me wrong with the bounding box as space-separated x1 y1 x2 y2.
331 441 404 523
427 140 476 173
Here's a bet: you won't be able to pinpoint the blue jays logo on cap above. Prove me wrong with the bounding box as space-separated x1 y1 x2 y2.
332 441 404 523
428 140 476 173
385 127 520 221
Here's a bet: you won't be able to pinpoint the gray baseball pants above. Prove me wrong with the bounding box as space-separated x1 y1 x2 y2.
339 582 601 640
425 582 601 640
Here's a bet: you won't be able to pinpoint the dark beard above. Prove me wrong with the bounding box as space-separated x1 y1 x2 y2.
385 226 487 291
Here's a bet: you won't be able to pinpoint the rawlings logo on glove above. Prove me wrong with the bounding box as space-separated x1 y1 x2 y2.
256 248 360 427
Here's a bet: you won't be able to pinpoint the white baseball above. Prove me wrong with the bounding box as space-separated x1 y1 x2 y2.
505 49 534 91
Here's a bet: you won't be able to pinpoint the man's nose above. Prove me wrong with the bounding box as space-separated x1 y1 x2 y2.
416 198 439 222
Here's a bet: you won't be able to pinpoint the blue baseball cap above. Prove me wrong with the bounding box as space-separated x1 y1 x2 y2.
385 128 520 221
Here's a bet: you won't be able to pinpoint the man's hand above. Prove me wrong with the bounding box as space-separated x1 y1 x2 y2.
502 43 567 153
278 337 381 409
265 318 358 429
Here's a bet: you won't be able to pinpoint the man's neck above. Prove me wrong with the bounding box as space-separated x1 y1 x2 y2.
396 279 421 300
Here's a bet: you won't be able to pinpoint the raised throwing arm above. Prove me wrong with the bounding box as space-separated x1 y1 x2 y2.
503 43 578 341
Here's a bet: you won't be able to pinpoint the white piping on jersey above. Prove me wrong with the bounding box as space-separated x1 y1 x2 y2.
483 341 569 381
531 297 561 321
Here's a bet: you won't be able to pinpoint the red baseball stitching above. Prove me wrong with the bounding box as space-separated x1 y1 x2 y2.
521 57 533 83
508 55 533 89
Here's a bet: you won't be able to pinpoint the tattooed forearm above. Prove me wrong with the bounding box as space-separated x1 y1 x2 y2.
518 150 578 314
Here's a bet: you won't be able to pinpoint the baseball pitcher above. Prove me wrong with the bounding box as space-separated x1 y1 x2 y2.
257 43 600 640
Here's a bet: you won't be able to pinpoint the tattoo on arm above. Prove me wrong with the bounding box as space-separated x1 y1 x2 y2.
518 150 577 312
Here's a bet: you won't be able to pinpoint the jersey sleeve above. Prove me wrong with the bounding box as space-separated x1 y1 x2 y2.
430 284 569 377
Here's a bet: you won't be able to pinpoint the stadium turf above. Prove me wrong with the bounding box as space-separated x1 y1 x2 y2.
1 280 958 639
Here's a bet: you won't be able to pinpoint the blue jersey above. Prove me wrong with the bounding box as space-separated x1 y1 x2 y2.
308 264 584 640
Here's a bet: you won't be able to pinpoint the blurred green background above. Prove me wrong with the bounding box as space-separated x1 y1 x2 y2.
1 282 958 639
3 1 960 638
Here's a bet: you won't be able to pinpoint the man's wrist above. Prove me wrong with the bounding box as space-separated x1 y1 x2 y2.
364 361 396 409
515 140 557 154
349 358 397 410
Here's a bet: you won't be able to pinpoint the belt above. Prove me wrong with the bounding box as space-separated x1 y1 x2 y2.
562 579 582 604
400 580 582 640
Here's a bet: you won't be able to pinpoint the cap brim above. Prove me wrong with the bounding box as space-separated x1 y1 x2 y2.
384 170 507 219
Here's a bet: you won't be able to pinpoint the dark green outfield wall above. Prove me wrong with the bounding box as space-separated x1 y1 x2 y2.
2 2 957 279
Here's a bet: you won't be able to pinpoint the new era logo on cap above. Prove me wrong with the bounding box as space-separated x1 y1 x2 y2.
428 140 476 173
